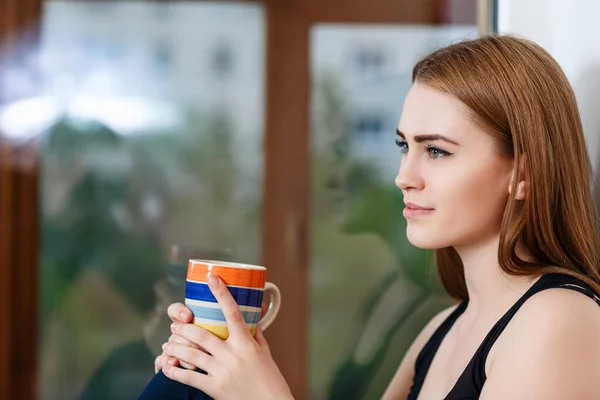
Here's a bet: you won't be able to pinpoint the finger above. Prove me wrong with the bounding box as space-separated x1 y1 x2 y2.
154 354 164 373
168 333 208 370
179 360 196 371
207 274 250 338
162 365 213 395
255 325 271 354
154 354 179 373
163 343 215 373
168 334 201 370
172 322 226 356
167 302 193 323
168 333 203 351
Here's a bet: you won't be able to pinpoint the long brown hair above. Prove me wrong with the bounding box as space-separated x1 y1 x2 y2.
412 35 600 300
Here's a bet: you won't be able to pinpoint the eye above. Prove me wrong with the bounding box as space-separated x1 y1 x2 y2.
395 139 408 153
425 145 451 159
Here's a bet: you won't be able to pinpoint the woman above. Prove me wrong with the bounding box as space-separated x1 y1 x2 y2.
147 35 600 399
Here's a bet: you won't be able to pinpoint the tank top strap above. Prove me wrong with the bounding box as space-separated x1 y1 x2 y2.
479 273 600 355
407 300 468 400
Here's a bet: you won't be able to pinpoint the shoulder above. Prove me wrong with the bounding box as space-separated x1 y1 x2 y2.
511 287 600 342
510 287 600 361
381 302 460 400
482 288 600 399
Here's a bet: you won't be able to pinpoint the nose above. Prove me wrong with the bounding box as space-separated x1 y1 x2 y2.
395 153 424 192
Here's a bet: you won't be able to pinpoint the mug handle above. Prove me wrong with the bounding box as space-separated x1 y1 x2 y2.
258 282 281 331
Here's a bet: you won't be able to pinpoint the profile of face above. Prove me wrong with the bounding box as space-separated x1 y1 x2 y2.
395 82 518 250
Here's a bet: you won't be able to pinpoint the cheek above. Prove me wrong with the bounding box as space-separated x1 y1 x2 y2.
405 164 510 248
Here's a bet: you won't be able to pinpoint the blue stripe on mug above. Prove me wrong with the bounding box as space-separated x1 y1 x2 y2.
186 304 262 325
185 281 264 308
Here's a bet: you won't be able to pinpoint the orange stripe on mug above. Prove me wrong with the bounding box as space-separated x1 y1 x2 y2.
187 261 266 289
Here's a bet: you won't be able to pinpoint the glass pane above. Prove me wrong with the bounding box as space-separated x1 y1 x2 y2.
12 2 266 399
310 24 477 399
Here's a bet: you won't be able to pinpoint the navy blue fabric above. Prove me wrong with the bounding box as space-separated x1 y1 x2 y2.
137 370 213 400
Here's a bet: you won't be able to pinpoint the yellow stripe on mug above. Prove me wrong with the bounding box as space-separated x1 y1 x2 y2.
193 317 257 340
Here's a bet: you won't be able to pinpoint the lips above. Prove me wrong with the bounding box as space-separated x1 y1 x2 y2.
403 202 434 218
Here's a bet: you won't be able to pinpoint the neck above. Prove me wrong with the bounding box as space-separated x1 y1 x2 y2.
454 233 540 317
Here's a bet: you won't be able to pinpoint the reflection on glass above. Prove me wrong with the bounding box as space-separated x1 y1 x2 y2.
16 2 266 399
310 25 477 399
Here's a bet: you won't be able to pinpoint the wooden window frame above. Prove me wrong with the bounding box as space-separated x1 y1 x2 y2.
0 0 489 398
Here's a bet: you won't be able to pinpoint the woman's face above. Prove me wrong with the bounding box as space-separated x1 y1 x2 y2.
395 82 514 249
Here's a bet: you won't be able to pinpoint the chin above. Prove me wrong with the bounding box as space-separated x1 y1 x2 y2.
406 226 447 249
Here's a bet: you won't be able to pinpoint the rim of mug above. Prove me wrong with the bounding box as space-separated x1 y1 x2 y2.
189 259 266 271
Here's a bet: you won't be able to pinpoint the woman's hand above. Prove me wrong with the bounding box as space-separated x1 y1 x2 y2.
161 274 294 400
154 303 199 373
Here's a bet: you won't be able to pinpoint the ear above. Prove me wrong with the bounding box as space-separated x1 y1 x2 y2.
513 180 527 200
508 155 529 200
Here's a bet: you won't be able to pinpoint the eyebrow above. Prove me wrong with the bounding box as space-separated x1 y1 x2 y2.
396 129 460 146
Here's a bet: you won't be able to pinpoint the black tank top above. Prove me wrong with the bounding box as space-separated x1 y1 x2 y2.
407 273 600 400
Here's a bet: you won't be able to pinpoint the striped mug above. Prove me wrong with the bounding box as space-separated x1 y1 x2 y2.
185 259 281 339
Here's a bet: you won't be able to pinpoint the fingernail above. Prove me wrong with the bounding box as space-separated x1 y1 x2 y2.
162 343 170 351
208 274 220 288
171 322 178 332
180 312 191 321
168 359 176 366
